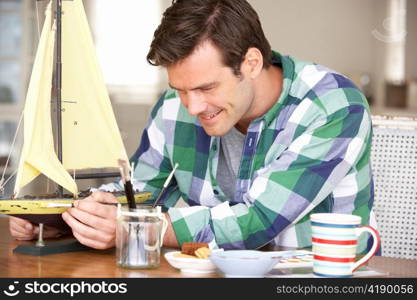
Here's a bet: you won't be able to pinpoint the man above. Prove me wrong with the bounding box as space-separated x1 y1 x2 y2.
10 0 374 252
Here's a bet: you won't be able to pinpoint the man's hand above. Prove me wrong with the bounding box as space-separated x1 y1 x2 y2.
163 213 179 248
9 216 63 240
62 191 118 249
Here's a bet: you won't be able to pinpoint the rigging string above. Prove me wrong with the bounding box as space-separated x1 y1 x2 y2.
0 111 23 194
0 3 43 195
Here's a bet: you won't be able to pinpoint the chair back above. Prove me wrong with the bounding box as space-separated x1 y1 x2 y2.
371 115 417 259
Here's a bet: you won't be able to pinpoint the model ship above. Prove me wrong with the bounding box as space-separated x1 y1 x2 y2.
0 0 150 229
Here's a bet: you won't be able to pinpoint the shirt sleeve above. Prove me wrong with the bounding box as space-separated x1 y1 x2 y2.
96 92 182 208
168 102 372 249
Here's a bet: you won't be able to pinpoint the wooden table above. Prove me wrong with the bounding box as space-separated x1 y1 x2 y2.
0 217 416 278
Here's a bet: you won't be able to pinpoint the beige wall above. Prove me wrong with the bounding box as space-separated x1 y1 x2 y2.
406 0 417 80
249 0 378 74
249 0 389 108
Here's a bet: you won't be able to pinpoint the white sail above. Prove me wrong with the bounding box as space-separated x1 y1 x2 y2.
14 0 128 197
14 2 77 196
60 0 128 170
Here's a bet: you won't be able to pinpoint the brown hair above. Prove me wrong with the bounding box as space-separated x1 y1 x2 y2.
147 0 272 76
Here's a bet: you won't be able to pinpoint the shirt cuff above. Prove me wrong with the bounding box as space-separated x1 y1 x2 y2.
168 206 218 249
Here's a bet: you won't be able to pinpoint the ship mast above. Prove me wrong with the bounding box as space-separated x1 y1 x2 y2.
53 0 120 198
55 0 63 197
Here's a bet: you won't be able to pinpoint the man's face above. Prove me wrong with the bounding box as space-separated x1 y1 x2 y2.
167 40 255 136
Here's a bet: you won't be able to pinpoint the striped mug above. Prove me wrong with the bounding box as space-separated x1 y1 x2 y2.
310 213 380 277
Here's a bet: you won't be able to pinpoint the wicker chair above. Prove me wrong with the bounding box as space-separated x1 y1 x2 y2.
371 115 417 259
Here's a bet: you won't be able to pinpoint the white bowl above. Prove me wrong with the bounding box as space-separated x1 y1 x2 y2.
209 250 281 278
164 251 217 274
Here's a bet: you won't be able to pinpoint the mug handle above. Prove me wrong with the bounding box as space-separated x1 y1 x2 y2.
351 225 381 273
159 214 169 247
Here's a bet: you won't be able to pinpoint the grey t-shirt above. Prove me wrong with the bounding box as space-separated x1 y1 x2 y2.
217 126 245 201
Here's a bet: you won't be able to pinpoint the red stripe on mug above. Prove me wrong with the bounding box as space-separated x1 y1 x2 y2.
314 255 355 263
312 237 357 245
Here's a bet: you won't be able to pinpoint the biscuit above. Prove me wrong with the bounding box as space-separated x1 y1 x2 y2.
181 242 209 255
173 253 197 259
194 247 211 259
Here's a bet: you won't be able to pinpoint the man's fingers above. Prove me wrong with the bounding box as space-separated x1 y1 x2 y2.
72 200 117 220
10 231 34 240
64 207 110 231
61 191 118 250
9 224 36 240
9 226 32 239
62 211 115 248
9 217 34 236
9 221 31 236
83 191 118 204
9 216 32 229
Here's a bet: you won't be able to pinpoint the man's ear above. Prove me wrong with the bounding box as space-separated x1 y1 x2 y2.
241 47 263 79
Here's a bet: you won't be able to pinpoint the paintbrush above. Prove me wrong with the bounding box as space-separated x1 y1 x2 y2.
118 159 136 209
152 163 179 207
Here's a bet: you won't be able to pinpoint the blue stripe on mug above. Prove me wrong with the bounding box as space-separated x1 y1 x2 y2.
311 221 358 228
313 272 353 278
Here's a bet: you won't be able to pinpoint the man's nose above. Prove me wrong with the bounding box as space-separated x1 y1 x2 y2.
185 92 207 116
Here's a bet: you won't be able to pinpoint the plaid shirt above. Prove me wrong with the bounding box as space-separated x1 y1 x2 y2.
102 52 373 251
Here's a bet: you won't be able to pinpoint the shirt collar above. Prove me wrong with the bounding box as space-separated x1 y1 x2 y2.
251 51 295 127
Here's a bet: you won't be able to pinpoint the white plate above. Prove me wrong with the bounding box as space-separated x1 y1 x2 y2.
271 250 314 269
164 251 218 274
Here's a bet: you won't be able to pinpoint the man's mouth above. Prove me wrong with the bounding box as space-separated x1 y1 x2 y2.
200 109 223 120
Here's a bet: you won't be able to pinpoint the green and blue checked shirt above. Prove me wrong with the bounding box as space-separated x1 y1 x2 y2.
101 52 373 251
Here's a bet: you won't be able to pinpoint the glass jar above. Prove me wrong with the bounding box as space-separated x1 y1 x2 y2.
116 205 167 269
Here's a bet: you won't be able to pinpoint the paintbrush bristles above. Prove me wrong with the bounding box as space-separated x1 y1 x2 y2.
118 159 131 182
152 163 179 207
119 167 125 183
118 158 136 209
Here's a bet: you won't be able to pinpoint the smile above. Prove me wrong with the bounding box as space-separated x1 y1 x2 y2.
200 109 223 121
